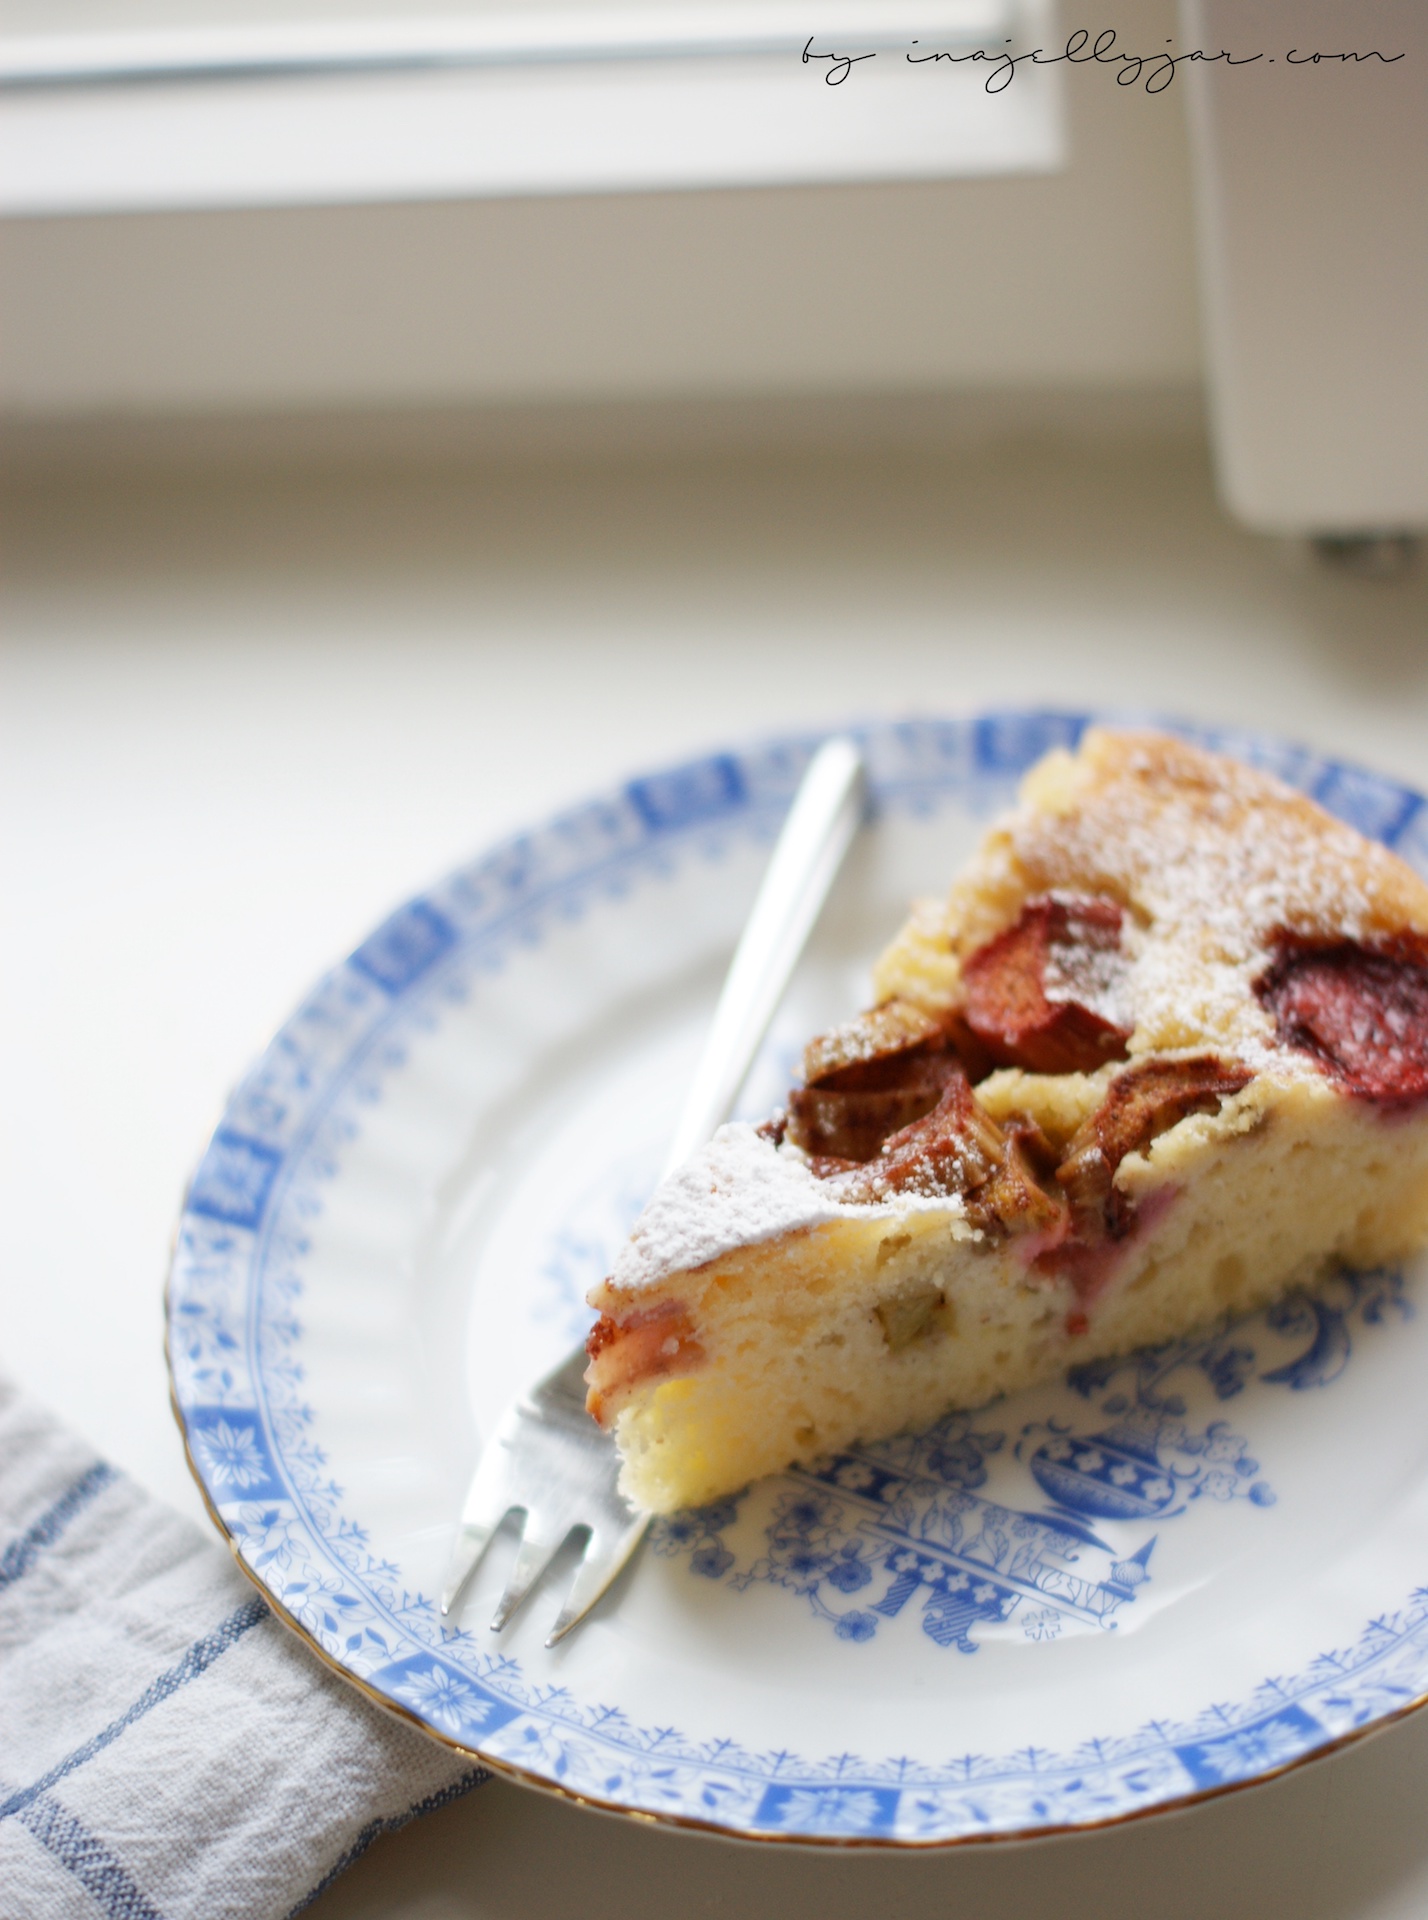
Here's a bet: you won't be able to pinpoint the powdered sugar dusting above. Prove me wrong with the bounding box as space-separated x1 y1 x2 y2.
1041 890 1136 1030
610 1125 852 1291
1001 732 1428 1071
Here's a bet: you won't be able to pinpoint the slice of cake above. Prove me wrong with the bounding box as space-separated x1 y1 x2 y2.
587 730 1428 1514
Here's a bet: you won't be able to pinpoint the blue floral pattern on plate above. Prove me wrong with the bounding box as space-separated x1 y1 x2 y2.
649 1269 1406 1655
167 712 1428 1844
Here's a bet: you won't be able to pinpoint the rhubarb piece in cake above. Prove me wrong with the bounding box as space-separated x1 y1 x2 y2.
586 730 1428 1513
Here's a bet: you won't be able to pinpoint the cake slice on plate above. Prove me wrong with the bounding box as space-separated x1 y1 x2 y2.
586 730 1428 1514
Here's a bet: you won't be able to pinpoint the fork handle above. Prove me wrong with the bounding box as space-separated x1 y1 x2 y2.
660 734 866 1181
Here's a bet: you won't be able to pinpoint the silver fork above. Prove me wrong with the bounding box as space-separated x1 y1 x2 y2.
439 734 867 1646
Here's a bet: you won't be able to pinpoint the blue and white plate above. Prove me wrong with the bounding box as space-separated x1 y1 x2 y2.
167 712 1428 1846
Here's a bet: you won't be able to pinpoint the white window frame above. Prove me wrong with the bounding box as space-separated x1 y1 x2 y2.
0 0 1062 215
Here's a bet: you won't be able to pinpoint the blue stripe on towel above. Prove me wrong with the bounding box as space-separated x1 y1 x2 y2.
18 1791 167 1920
287 1769 490 1916
0 1595 269 1823
0 1460 118 1591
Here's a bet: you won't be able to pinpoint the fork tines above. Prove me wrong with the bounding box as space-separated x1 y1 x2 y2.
440 1349 649 1648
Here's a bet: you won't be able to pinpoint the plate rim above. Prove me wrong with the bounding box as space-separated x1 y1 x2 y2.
154 1424 1428 1849
164 708 1428 1847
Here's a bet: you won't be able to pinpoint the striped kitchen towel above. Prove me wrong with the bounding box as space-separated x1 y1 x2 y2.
0 1372 486 1919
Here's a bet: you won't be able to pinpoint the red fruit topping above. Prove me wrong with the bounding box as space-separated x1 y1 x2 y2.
585 1301 704 1420
789 998 990 1163
1257 934 1428 1109
1039 1055 1253 1298
851 1073 1005 1199
838 1074 1067 1243
962 896 1133 1075
801 999 953 1087
790 1049 965 1163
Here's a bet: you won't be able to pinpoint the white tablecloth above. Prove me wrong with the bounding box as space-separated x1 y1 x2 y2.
4 433 1428 1917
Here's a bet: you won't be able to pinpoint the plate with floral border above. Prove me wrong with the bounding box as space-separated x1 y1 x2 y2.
167 711 1428 1846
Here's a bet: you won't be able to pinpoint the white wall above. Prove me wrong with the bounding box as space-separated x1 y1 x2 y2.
0 2 1200 417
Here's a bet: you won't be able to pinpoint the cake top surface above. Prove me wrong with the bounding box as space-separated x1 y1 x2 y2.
874 727 1428 1069
608 1122 946 1292
600 730 1428 1298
